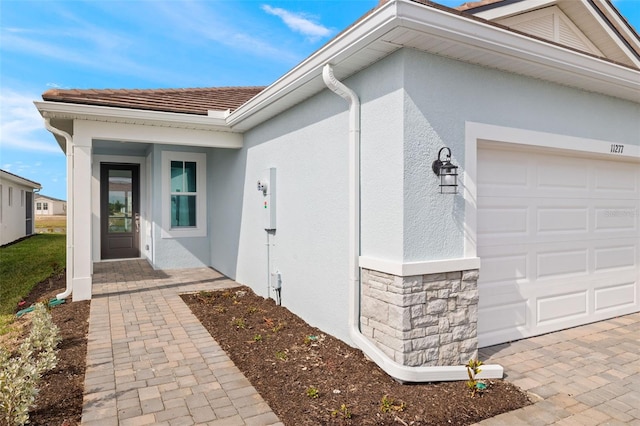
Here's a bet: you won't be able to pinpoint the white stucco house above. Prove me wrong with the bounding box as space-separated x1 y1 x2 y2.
35 194 67 216
0 170 41 246
35 0 639 382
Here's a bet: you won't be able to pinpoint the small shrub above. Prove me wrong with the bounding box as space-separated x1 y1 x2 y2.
380 395 406 413
231 317 246 329
0 303 61 426
331 404 352 419
253 334 263 342
272 321 285 333
306 386 319 399
275 351 288 361
466 358 485 397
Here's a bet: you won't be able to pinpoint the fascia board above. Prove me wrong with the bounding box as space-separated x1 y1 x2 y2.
226 1 399 130
228 0 638 132
395 1 640 91
471 0 557 20
580 0 640 66
0 171 42 190
34 101 235 132
397 2 640 93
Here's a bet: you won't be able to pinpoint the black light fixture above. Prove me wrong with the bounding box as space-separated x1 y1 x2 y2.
432 147 458 194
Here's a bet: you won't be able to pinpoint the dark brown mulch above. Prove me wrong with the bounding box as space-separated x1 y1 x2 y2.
7 272 90 426
182 287 531 425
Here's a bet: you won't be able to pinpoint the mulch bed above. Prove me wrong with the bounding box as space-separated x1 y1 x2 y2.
6 272 90 426
182 287 532 425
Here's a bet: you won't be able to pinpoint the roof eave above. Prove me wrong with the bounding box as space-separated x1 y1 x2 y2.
227 0 639 132
34 100 237 133
0 170 42 190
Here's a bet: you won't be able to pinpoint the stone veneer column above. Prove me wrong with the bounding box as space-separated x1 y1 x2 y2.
360 268 479 367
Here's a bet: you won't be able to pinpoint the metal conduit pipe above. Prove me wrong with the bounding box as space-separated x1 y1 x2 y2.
322 64 502 382
44 118 74 300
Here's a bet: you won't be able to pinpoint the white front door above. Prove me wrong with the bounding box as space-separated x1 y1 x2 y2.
476 145 640 347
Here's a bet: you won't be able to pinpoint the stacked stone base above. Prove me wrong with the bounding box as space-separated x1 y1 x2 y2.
360 268 479 367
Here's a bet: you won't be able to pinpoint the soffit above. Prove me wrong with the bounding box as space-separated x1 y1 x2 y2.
229 0 639 131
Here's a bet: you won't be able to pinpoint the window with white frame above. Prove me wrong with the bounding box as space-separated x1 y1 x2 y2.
36 202 42 211
43 202 48 211
162 151 206 238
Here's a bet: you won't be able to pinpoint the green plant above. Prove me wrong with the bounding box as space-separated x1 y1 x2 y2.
246 306 259 315
272 321 285 333
303 335 318 345
232 317 246 329
380 395 406 413
275 351 288 361
331 404 352 419
306 386 319 399
466 358 485 397
0 234 66 335
253 334 263 342
0 303 61 425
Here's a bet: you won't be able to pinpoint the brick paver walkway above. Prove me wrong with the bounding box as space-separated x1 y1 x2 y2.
81 260 282 426
478 312 640 425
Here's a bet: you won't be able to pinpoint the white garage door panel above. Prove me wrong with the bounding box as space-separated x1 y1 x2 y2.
477 147 640 347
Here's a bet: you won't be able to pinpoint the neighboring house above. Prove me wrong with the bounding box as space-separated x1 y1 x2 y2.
35 0 639 382
0 170 41 246
35 194 67 216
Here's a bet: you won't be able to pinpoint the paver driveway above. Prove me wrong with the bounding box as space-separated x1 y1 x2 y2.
478 312 640 425
81 260 282 426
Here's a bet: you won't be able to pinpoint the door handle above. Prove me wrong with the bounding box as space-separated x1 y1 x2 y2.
135 213 140 233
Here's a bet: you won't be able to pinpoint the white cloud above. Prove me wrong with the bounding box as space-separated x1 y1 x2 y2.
0 90 60 153
152 1 302 64
262 5 333 41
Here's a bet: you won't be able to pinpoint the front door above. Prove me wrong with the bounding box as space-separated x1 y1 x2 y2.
101 163 140 260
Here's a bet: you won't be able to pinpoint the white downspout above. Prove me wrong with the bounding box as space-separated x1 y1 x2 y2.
322 64 502 382
44 118 73 300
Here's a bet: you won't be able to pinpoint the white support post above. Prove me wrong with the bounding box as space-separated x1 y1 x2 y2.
71 132 93 301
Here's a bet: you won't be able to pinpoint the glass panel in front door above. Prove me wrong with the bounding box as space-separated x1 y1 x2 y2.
108 169 133 233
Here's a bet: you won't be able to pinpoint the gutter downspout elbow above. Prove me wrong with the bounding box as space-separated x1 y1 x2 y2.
44 118 74 301
322 64 503 383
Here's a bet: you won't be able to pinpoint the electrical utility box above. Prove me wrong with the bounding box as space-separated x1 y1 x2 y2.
258 168 276 230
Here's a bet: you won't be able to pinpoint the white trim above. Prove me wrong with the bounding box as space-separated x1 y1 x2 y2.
161 151 207 239
464 121 640 259
228 0 640 131
34 101 234 132
577 0 640 68
359 256 481 276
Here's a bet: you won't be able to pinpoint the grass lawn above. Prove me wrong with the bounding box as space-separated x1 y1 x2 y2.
0 234 66 335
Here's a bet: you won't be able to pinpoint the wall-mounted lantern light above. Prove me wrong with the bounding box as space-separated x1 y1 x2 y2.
432 147 458 194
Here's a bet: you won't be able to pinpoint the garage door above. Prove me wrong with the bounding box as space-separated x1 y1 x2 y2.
477 144 640 347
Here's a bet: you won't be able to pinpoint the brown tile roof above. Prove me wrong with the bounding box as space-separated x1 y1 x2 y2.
455 0 505 12
42 86 265 116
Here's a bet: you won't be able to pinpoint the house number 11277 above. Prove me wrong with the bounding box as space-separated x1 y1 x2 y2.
610 144 624 154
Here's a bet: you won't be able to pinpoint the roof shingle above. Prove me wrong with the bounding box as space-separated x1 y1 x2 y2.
42 86 265 116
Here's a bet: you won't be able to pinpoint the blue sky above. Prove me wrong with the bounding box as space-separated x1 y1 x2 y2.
1 0 638 200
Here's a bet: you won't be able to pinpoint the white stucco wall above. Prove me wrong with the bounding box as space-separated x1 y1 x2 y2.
400 48 640 261
233 94 352 343
0 180 34 245
215 52 412 344
217 47 639 345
